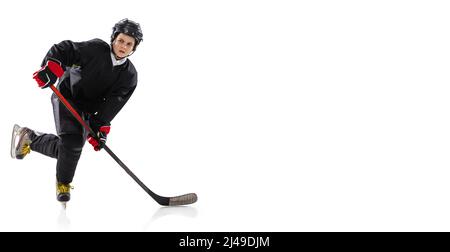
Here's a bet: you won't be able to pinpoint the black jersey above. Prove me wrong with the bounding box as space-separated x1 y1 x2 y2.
42 38 137 126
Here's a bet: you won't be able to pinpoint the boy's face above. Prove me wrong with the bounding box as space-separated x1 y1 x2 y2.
112 33 136 59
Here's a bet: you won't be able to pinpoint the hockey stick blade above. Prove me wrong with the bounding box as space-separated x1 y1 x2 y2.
168 193 198 206
103 146 198 206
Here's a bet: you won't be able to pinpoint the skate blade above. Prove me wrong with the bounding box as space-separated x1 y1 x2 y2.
10 124 20 159
61 202 67 210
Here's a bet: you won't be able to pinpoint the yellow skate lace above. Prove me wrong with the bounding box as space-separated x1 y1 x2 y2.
57 183 74 194
21 145 31 155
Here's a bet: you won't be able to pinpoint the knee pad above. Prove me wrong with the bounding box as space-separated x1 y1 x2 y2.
59 134 85 153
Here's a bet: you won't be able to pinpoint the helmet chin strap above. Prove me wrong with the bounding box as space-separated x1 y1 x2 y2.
111 47 135 60
126 50 136 57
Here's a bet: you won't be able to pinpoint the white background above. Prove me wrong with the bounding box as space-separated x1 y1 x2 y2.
0 0 450 231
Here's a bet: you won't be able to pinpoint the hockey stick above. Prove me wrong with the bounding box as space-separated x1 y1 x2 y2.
49 84 197 206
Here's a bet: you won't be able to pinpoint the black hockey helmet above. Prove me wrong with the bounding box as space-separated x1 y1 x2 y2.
111 18 143 50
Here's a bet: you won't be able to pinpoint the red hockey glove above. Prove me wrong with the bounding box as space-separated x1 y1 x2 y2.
32 58 65 88
87 126 110 151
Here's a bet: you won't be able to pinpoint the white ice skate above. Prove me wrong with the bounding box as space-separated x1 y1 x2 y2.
10 124 34 159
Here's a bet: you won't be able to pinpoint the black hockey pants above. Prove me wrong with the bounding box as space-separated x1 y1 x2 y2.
30 134 85 184
29 92 89 184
